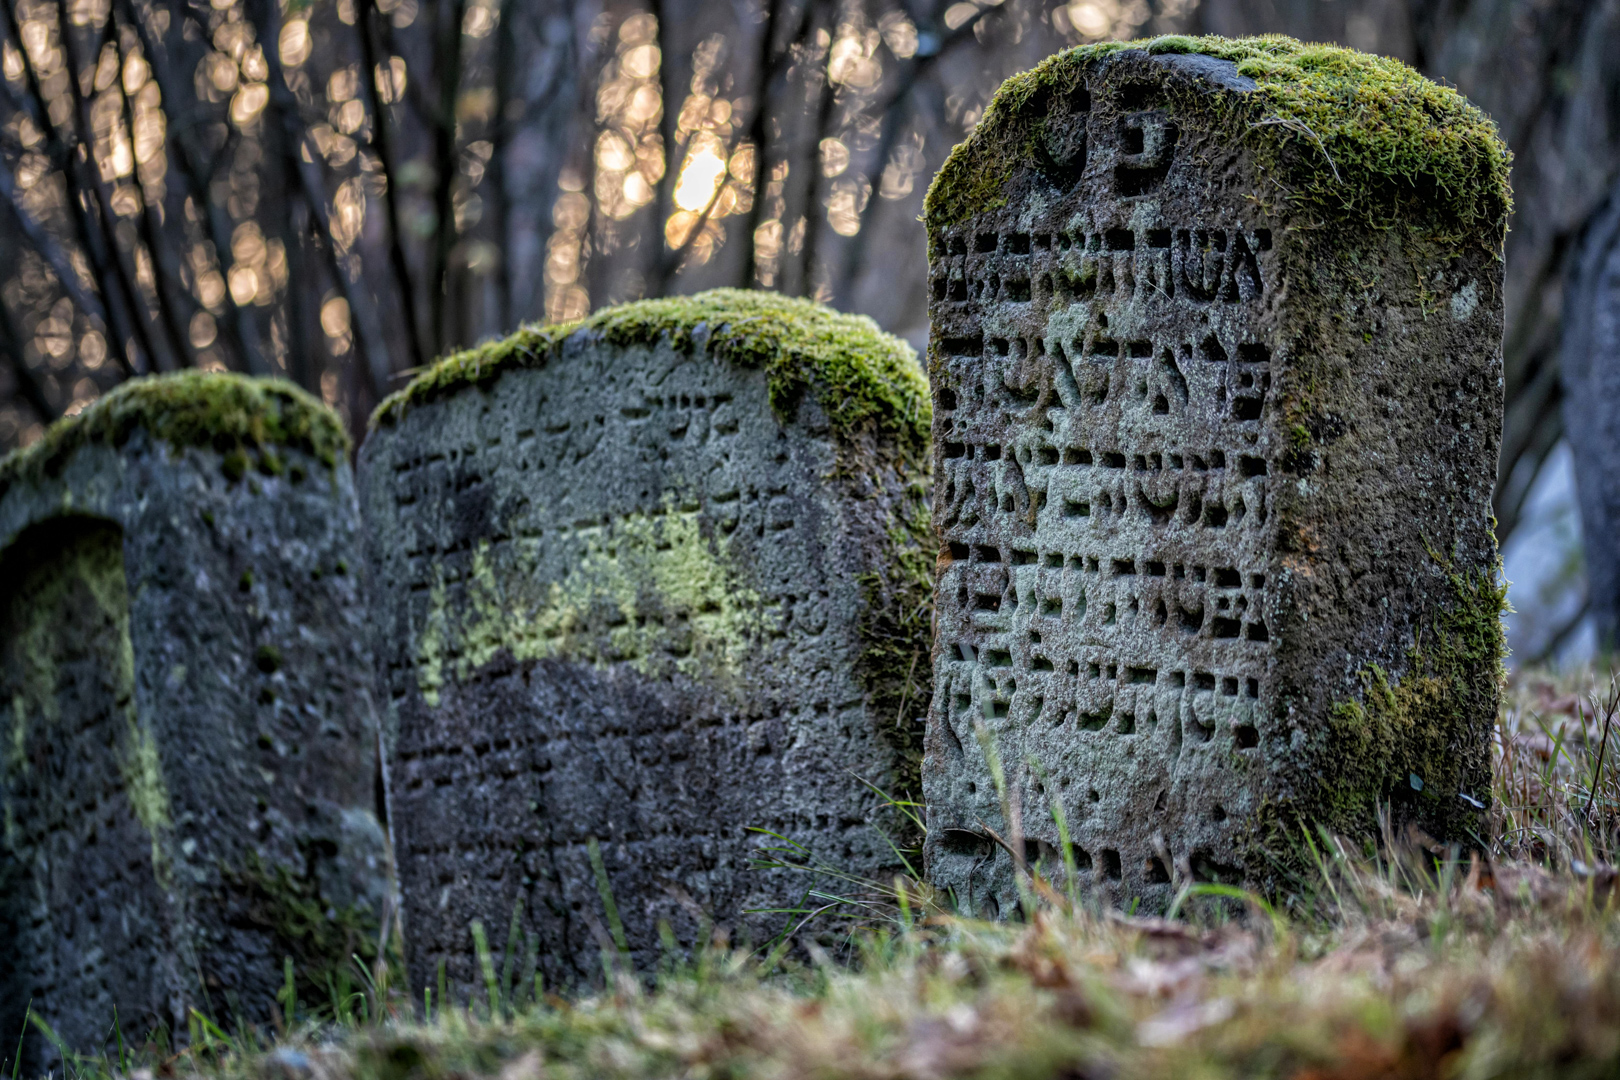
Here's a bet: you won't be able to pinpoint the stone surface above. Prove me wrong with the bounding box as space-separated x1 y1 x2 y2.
921 39 1508 914
1561 182 1620 650
359 290 931 997
0 374 390 1070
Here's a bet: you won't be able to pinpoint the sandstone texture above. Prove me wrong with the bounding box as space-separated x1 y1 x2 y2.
922 37 1510 914
0 373 390 1070
359 290 931 996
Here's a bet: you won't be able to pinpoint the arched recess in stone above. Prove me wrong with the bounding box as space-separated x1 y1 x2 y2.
0 515 181 1076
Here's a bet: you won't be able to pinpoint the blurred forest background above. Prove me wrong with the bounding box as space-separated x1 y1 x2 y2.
0 0 1612 661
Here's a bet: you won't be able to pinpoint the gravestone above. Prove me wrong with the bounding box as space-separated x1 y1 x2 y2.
1561 181 1620 651
0 373 390 1071
921 38 1510 913
359 289 931 997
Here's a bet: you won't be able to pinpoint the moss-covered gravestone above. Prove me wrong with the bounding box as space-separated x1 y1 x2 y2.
360 289 930 995
0 374 390 1070
921 37 1509 913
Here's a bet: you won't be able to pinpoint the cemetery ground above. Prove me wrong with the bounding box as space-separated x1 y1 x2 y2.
18 664 1620 1080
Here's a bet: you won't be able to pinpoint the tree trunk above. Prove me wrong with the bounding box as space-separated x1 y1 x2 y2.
1560 184 1620 649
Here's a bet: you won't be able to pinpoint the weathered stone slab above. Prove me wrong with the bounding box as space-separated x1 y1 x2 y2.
359 290 931 996
1561 183 1620 650
0 373 390 1070
921 38 1510 913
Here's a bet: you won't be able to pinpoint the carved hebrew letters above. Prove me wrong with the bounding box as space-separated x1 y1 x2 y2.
359 307 927 997
924 48 1505 914
929 204 1275 909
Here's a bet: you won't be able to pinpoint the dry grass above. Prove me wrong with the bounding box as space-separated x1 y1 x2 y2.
22 665 1620 1080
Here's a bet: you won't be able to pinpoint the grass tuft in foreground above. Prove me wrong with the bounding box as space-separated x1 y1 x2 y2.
14 665 1620 1080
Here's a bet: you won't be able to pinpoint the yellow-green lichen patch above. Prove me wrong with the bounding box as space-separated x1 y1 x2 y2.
0 371 350 494
413 503 775 705
371 289 931 456
1 517 174 884
925 35 1511 253
1 519 126 773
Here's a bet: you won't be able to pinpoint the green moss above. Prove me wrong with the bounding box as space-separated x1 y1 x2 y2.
924 35 1511 253
255 645 282 674
0 371 350 495
1244 554 1506 878
225 850 383 1006
370 289 931 457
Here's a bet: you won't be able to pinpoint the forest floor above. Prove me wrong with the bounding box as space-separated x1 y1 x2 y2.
30 665 1620 1080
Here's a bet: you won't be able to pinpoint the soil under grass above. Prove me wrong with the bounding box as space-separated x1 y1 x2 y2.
16 665 1620 1080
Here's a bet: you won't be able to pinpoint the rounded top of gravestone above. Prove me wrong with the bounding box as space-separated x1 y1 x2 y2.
0 371 349 494
370 288 931 455
925 34 1511 252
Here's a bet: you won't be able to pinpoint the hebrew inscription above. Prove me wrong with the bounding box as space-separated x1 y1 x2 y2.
923 47 1505 912
360 300 929 996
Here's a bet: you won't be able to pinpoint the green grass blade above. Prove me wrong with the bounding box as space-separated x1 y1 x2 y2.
471 920 500 1019
10 1000 31 1080
587 836 632 960
29 1013 71 1072
500 897 525 1016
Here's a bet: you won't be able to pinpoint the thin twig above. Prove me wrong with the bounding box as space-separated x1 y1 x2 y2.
110 24 195 368
833 0 995 303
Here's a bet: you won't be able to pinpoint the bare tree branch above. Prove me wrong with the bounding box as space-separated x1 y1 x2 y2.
53 5 169 371
0 1 147 375
0 153 108 327
110 23 196 369
249 0 394 401
119 0 258 371
359 0 428 369
487 0 517 328
795 0 838 298
428 0 470 355
0 291 57 422
657 124 744 282
832 1 993 305
735 0 793 288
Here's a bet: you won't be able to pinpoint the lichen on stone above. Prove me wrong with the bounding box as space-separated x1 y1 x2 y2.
1241 552 1507 879
225 850 384 1006
0 371 350 495
413 501 775 705
370 289 931 456
924 34 1512 253
2 518 173 884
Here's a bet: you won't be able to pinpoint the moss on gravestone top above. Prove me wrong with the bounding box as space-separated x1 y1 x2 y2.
370 289 932 457
0 371 349 496
924 34 1512 253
